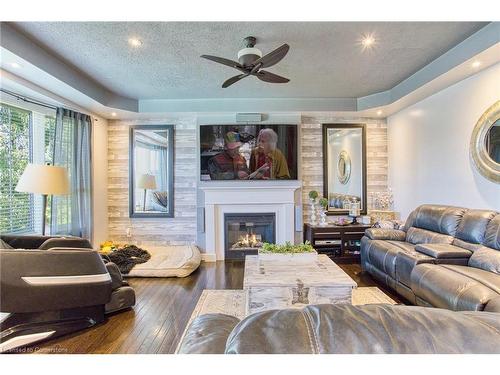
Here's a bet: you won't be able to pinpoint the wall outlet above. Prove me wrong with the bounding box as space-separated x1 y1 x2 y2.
126 227 132 238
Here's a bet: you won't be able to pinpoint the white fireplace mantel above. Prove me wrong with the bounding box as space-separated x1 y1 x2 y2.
201 181 302 260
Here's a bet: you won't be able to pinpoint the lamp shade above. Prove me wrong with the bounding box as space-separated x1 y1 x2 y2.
137 173 157 189
15 164 70 195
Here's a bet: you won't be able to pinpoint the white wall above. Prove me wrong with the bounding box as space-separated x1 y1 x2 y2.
388 63 500 219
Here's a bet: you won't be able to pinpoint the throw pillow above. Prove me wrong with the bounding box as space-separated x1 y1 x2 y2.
372 220 404 230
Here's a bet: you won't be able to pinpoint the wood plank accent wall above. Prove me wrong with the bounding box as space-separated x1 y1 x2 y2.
107 118 197 246
300 117 388 222
107 116 387 246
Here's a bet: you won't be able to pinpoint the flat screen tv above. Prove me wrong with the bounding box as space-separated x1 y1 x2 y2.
200 124 298 181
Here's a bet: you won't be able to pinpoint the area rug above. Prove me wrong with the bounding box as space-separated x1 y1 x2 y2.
175 287 396 353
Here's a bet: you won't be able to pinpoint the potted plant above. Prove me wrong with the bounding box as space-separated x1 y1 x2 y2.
258 241 317 263
308 190 319 202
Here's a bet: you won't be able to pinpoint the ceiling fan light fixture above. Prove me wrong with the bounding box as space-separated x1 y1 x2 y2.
237 47 263 66
237 47 262 59
201 37 290 88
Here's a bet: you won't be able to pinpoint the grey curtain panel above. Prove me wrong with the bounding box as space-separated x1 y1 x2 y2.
51 108 92 239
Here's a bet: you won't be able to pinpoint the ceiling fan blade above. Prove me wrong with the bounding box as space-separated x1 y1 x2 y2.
222 73 249 88
201 55 245 72
253 44 289 68
256 70 290 84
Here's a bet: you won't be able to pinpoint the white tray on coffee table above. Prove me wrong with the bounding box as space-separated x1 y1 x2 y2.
243 254 357 315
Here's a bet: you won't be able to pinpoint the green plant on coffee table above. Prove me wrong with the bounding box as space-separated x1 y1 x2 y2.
308 190 319 201
319 197 328 210
260 241 315 254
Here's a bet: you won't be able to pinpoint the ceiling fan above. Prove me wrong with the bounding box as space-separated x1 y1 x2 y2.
201 36 290 88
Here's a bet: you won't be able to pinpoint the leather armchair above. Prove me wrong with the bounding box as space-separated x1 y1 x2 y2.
0 235 135 353
178 304 500 354
1 248 112 313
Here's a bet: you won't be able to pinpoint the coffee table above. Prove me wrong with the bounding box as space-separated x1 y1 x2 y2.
243 254 358 315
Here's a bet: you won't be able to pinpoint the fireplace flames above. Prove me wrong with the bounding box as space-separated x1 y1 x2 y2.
231 233 263 249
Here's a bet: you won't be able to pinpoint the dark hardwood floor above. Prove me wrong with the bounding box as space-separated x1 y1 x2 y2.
30 261 403 354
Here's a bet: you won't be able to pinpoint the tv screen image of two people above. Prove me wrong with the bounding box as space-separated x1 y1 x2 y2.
200 124 298 181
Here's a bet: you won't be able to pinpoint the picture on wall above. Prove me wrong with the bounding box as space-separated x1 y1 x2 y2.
200 124 298 181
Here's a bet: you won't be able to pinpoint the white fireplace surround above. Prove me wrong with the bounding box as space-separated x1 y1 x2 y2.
201 181 302 261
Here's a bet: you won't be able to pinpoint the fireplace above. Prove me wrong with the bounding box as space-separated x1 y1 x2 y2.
224 213 276 260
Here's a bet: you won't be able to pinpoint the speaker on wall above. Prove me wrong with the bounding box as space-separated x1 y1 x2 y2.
295 205 303 232
236 113 262 122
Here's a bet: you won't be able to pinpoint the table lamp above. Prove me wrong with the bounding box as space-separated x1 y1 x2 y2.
15 163 70 235
137 173 157 211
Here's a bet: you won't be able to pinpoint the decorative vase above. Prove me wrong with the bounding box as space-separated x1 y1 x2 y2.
319 209 327 226
310 199 318 225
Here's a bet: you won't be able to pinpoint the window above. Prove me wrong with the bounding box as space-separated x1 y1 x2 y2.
0 102 56 234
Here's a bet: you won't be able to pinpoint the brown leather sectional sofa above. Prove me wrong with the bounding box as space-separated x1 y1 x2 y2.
360 204 500 311
178 304 500 354
177 204 500 354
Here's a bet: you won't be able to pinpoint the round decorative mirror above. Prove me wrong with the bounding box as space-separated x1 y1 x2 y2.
470 101 500 183
337 150 351 184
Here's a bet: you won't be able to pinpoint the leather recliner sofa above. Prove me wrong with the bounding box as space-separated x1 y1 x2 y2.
177 304 500 354
360 204 500 312
0 235 136 352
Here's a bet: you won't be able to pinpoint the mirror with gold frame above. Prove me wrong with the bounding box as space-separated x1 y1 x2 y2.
470 101 500 184
337 150 351 184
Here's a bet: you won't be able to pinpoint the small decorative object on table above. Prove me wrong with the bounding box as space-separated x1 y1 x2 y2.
333 217 351 226
258 241 317 263
360 215 372 225
308 190 319 225
349 201 361 224
319 197 328 226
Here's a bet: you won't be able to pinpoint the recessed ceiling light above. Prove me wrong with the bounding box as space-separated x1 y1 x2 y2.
377 110 383 116
128 38 143 47
111 112 117 117
471 60 481 68
360 34 376 50
10 62 21 68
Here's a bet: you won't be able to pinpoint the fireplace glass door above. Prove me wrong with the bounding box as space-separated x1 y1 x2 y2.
224 213 276 260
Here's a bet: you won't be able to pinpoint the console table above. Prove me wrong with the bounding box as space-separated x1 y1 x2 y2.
303 223 371 263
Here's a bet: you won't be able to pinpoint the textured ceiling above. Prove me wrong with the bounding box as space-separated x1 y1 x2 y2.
11 22 487 100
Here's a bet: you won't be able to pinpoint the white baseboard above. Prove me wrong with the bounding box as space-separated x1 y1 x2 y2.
201 253 217 262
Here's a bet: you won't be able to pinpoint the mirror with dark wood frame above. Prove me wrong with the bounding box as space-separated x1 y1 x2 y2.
129 125 174 218
323 123 367 215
